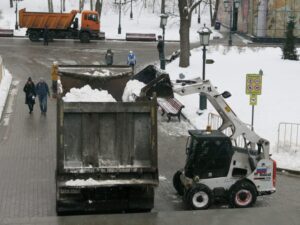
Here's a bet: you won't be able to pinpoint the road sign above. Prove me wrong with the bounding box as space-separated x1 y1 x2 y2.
246 74 262 95
249 94 257 106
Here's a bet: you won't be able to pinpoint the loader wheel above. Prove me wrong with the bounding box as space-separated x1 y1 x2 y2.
80 32 90 43
186 184 212 210
29 31 39 42
229 181 257 208
173 170 184 196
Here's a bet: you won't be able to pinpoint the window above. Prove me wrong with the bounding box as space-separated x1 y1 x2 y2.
87 14 98 22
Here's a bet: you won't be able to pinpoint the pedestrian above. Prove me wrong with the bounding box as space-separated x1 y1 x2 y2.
23 77 36 114
127 50 136 72
105 49 114 66
157 35 164 69
51 61 58 98
43 26 49 46
35 77 50 114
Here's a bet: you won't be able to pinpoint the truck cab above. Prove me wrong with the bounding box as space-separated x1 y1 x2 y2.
79 11 100 43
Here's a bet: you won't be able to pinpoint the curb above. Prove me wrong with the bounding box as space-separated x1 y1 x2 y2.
0 69 12 120
277 167 300 176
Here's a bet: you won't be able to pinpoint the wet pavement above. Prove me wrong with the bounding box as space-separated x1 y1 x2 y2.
0 37 299 224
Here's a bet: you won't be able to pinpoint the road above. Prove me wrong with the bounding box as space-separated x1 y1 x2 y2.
0 37 299 225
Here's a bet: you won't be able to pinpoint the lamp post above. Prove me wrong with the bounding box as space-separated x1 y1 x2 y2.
197 25 211 111
160 14 168 70
130 0 133 19
115 0 125 34
223 0 240 46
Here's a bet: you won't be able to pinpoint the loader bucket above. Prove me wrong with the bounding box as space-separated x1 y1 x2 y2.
132 65 174 99
58 65 133 101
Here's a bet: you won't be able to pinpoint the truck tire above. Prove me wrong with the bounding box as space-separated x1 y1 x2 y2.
186 184 212 210
80 32 90 43
229 180 257 208
173 170 184 196
29 31 40 42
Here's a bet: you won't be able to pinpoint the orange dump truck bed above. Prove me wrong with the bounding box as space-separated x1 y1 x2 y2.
19 8 77 30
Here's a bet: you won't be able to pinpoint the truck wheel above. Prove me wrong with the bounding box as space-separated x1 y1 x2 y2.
80 32 90 43
173 170 184 196
186 184 212 210
29 32 39 42
229 181 257 208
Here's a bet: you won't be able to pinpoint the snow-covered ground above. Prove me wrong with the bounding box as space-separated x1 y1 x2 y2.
0 67 12 119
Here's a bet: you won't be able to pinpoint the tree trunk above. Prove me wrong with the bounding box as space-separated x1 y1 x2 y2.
95 0 103 19
10 0 13 8
209 0 213 26
161 0 165 13
178 0 190 67
48 0 54 12
63 0 66 11
211 0 220 26
90 0 93 10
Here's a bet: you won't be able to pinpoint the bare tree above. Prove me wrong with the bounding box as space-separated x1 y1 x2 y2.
48 0 54 12
95 0 103 19
10 0 13 8
79 0 85 12
211 0 220 26
63 0 66 11
90 0 93 10
178 0 202 67
161 0 165 13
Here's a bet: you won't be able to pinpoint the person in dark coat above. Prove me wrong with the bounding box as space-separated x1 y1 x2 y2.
43 26 49 46
105 49 114 66
23 77 36 114
157 35 165 69
35 77 50 114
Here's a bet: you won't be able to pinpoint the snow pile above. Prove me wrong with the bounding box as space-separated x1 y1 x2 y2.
122 79 145 102
272 151 300 171
84 69 112 77
0 69 12 119
66 178 99 186
63 85 116 102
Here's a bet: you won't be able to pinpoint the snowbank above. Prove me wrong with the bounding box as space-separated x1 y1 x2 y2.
0 69 12 119
63 85 116 102
83 69 112 77
122 79 145 102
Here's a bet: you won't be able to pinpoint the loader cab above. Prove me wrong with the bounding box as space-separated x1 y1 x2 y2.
81 11 100 31
184 130 234 179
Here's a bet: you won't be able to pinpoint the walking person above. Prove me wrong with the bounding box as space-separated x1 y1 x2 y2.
43 26 49 46
35 77 50 114
23 77 36 114
105 49 114 66
127 50 136 72
51 61 58 98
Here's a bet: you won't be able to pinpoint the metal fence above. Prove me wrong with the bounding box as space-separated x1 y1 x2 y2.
277 122 300 153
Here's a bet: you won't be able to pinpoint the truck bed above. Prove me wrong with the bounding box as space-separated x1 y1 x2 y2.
19 8 77 30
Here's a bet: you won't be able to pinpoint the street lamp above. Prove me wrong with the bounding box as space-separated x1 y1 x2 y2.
223 0 240 46
160 13 168 70
115 0 125 34
14 0 23 30
197 25 211 111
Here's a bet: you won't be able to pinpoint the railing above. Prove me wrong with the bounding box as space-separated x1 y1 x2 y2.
277 122 300 153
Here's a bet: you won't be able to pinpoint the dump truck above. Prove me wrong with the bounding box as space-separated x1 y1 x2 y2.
19 8 100 43
55 65 172 214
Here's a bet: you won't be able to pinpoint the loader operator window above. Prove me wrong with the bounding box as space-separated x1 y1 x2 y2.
184 138 233 179
88 14 98 22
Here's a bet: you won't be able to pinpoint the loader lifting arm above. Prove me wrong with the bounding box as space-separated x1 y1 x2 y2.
173 80 270 159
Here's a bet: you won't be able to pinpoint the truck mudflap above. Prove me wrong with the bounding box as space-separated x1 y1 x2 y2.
56 185 154 214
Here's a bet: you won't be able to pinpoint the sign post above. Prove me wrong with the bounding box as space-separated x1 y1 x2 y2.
246 72 263 130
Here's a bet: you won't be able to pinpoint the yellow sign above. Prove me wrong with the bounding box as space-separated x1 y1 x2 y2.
246 74 262 95
249 95 257 106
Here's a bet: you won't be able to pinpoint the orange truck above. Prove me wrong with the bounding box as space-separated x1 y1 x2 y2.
19 8 100 43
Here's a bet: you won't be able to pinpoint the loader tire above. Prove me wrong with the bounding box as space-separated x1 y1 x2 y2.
173 170 184 196
229 180 257 208
186 184 212 210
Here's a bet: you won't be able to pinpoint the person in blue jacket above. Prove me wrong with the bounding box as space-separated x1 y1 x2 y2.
127 50 136 71
35 77 50 114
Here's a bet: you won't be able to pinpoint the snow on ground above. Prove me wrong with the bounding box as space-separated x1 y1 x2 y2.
166 46 300 170
63 85 116 102
0 68 12 119
0 0 221 41
122 79 145 102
